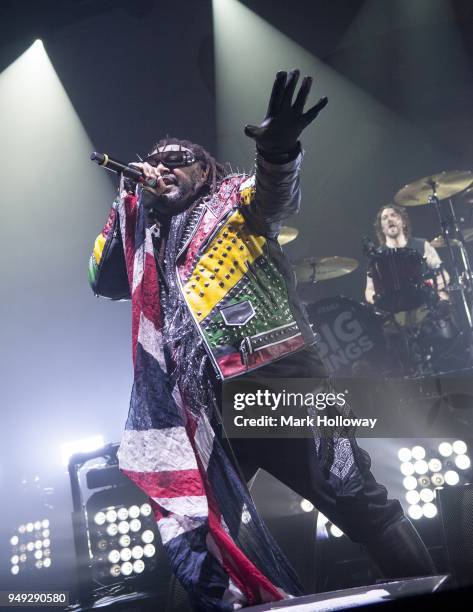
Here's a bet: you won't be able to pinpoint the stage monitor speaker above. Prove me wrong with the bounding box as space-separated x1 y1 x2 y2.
437 482 473 587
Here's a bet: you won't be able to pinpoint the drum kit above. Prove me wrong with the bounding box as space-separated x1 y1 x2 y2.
283 170 473 378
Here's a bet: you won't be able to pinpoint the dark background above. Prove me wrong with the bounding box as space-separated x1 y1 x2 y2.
0 0 472 594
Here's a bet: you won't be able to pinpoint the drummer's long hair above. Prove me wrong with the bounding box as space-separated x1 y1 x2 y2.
374 204 412 245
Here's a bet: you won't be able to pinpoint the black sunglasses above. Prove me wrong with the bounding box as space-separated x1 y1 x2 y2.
142 149 196 169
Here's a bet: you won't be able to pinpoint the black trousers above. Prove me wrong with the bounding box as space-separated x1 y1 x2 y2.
224 346 404 545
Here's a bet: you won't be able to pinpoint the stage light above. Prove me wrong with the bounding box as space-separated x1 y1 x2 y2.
398 447 412 462
444 470 460 485
408 505 423 520
141 530 154 544
72 446 168 600
394 439 473 504
414 460 428 475
110 564 120 578
452 440 467 455
140 503 152 517
133 559 145 574
106 523 118 537
41 520 49 529
329 524 344 538
406 490 420 505
119 534 131 548
455 455 471 470
428 458 442 472
129 518 141 532
131 545 144 560
10 518 53 575
403 475 418 490
97 539 107 551
11 566 19 575
42 529 50 538
439 442 453 457
411 446 426 460
400 462 415 476
120 561 133 576
143 544 155 557
87 500 159 588
418 475 430 488
419 489 435 503
300 499 314 512
117 507 128 521
128 505 140 519
60 435 104 466
108 549 120 564
43 558 51 569
422 503 437 519
106 509 117 523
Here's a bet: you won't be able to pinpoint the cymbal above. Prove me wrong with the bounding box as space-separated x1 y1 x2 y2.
462 188 473 204
277 226 299 246
394 171 473 206
430 227 473 248
293 256 359 283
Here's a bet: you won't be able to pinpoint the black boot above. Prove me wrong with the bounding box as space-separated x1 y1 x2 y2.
365 516 436 579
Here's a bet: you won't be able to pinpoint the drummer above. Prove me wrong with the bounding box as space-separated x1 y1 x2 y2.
365 204 449 307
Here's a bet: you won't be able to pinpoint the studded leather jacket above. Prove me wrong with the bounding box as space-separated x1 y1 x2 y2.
89 151 316 379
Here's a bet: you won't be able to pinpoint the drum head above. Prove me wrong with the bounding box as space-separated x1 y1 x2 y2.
306 296 387 376
370 248 431 312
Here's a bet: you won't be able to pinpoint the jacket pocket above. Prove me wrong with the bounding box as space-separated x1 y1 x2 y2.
219 300 255 326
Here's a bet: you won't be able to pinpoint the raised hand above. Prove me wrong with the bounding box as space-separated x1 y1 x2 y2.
244 69 328 155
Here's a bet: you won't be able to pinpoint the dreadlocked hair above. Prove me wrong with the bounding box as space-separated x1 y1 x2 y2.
149 137 227 194
148 138 227 417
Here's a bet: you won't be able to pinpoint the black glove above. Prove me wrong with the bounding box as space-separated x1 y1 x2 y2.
244 69 328 157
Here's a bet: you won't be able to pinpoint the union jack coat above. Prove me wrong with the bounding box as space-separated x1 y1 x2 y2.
89 151 312 609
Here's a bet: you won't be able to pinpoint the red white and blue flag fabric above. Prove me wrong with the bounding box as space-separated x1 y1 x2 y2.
113 193 302 610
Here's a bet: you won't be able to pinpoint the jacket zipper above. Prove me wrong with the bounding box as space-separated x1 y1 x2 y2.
174 262 223 380
176 204 208 260
194 208 235 258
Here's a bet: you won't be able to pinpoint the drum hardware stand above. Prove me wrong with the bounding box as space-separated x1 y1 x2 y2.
428 182 473 363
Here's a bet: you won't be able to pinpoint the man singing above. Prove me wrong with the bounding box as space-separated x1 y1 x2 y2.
365 204 449 305
90 71 434 611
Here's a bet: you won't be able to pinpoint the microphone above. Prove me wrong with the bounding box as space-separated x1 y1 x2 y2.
362 235 376 257
90 152 143 181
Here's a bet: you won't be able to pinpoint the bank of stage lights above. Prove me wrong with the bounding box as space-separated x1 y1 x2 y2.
10 520 51 576
90 502 158 581
398 441 471 520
